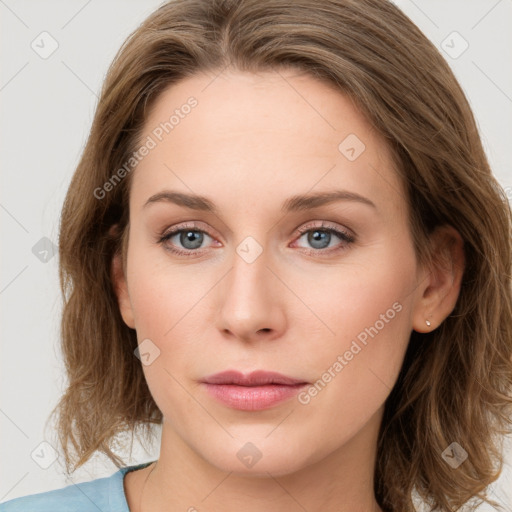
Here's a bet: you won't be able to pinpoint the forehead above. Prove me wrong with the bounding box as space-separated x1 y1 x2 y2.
130 69 406 218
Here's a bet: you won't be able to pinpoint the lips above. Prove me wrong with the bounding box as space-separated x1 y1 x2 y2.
200 370 308 411
201 370 307 386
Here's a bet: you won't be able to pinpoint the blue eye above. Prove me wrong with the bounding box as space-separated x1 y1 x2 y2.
158 221 356 257
294 223 355 254
159 228 213 255
297 228 352 250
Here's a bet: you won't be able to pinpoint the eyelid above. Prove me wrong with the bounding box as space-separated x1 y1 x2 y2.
159 220 353 240
160 220 220 240
158 219 356 256
294 220 355 240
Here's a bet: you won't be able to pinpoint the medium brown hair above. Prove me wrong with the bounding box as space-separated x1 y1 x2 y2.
50 0 512 510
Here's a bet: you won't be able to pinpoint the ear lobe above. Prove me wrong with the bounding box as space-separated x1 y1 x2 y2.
412 225 465 333
111 250 135 329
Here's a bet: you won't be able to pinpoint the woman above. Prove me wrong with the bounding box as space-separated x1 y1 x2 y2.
1 0 511 511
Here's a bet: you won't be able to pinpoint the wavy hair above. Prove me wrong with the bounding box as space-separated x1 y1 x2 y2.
50 0 512 510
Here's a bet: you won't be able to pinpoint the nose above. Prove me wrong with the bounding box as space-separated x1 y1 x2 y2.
215 242 287 343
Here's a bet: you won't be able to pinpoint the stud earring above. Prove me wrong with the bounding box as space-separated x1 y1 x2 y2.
426 320 432 327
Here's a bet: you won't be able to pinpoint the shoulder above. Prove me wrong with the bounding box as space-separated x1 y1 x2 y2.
0 463 153 512
0 474 114 512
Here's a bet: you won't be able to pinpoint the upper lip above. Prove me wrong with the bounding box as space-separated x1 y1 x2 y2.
201 370 307 386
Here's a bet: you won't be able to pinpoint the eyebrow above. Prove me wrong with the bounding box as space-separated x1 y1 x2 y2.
143 190 377 213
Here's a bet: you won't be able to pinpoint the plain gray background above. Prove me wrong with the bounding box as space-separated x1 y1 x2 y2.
1 0 511 508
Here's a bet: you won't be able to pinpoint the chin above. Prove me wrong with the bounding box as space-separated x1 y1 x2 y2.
193 430 329 478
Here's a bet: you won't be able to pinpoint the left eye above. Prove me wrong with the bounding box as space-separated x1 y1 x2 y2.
294 227 355 251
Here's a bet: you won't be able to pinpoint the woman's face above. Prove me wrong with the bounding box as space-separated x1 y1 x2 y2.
116 69 428 476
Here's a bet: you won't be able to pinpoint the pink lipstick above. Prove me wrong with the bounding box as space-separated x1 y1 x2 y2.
200 370 308 411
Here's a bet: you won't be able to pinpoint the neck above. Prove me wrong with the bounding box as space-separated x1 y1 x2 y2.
135 410 384 512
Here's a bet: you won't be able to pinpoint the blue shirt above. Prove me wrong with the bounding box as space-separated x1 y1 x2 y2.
0 461 154 511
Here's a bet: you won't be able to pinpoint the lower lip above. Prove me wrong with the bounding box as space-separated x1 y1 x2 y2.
202 383 307 411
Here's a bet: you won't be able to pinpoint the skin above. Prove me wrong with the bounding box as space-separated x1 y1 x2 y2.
113 68 465 512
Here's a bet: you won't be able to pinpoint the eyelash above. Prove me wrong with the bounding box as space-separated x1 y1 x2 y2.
157 221 356 257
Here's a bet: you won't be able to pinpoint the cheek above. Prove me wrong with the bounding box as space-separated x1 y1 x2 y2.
290 243 416 351
125 248 208 421
292 248 417 435
125 240 218 402
126 239 207 339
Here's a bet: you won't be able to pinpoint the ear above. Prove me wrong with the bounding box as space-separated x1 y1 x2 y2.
412 225 465 333
111 243 136 330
